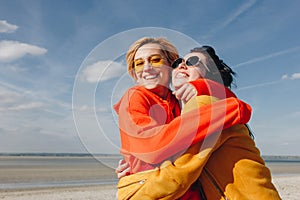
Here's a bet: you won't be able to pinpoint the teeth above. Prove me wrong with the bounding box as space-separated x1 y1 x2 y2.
145 75 158 80
177 73 187 78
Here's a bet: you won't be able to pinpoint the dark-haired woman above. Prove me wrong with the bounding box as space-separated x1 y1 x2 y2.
117 46 281 200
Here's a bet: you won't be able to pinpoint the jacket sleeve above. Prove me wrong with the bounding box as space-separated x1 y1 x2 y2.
189 78 237 99
118 88 251 164
118 142 212 200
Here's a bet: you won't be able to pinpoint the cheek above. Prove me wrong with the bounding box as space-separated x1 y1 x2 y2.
189 70 202 81
171 72 176 81
135 72 143 82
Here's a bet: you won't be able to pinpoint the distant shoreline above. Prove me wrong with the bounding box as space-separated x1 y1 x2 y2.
0 153 299 161
263 155 300 162
0 153 121 157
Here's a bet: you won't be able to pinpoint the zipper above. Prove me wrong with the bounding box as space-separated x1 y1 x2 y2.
118 179 146 189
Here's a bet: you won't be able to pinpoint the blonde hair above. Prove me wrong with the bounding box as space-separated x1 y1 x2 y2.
126 37 179 80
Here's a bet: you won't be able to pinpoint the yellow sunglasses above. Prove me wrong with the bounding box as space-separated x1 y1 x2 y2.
133 54 165 73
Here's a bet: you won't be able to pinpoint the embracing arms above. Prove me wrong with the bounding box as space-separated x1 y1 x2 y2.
114 80 251 164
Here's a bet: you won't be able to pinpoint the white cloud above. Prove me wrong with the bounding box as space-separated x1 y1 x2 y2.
82 60 126 83
291 73 300 80
0 86 22 105
281 73 300 80
0 40 47 62
281 74 289 80
9 102 44 111
0 86 44 112
8 64 27 72
0 81 69 115
0 84 80 153
72 105 111 117
0 20 18 33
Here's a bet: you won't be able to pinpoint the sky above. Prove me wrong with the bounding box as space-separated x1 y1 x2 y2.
0 0 299 156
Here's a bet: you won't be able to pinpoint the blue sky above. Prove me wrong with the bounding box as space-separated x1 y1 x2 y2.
0 0 299 156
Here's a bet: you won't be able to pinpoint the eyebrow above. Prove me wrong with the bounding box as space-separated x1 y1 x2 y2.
134 54 162 60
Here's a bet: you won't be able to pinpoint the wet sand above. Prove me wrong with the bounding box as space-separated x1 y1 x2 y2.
0 156 118 186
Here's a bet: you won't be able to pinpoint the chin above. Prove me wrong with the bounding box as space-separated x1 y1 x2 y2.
141 81 157 89
144 82 169 90
173 79 186 89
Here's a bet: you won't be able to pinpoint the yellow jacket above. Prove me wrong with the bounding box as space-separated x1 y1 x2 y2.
118 96 281 200
199 123 280 199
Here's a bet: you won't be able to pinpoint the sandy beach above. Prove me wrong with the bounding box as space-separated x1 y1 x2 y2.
0 175 299 200
272 175 300 200
0 185 117 200
0 156 299 199
0 156 118 199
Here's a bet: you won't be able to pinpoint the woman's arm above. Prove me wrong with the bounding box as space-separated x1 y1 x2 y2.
190 78 237 99
116 87 251 164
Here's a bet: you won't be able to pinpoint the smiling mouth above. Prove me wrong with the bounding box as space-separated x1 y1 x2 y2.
144 74 159 80
175 72 189 78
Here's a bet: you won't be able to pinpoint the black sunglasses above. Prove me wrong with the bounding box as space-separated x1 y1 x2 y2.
171 56 211 72
171 56 202 69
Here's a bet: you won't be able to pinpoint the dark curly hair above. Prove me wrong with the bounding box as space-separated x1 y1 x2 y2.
190 46 236 88
191 46 255 138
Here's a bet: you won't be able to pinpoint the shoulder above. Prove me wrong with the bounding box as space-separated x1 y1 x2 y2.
113 86 151 113
125 86 153 102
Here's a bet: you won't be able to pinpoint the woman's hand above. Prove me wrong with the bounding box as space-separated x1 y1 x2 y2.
173 83 197 104
115 159 130 179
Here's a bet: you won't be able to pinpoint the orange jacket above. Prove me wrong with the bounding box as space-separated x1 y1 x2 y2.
114 80 252 173
190 78 237 99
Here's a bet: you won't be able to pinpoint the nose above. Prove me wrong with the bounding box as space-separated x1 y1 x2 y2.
178 62 188 70
143 61 152 71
